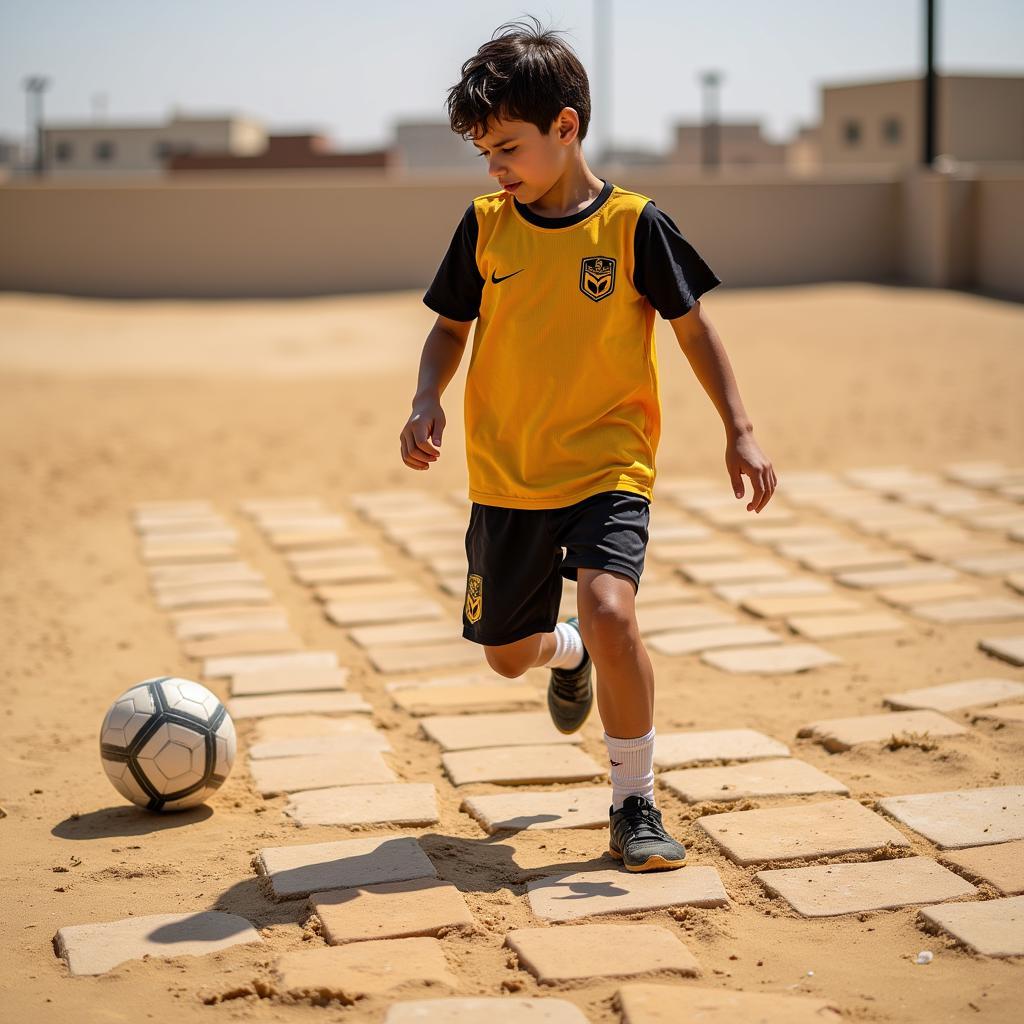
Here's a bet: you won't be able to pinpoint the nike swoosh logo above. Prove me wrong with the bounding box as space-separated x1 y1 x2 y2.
610 760 622 766
491 268 524 284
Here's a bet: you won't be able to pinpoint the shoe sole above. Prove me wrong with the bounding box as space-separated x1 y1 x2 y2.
547 689 592 735
608 846 687 872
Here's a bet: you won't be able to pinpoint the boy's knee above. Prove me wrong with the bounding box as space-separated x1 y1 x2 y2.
581 597 637 649
485 644 530 678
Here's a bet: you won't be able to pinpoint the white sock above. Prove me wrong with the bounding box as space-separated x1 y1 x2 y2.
544 621 585 670
605 727 656 811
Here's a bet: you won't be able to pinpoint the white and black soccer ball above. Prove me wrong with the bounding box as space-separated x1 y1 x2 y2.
99 677 236 812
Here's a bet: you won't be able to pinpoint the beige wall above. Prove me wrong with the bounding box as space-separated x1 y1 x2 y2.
0 169 1021 299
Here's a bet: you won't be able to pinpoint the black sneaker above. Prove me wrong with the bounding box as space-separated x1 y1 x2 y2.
546 616 593 735
608 795 687 872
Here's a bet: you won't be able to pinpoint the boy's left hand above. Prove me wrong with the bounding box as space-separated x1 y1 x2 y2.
726 433 777 513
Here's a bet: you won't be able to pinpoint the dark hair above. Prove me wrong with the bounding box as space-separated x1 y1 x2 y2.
446 16 591 143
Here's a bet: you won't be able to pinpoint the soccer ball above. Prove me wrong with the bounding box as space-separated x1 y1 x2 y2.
99 677 236 812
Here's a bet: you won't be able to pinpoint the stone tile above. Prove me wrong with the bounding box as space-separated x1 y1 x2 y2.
650 540 745 562
154 583 273 610
295 562 394 585
527 865 727 923
249 751 396 796
648 523 713 543
677 559 790 584
252 714 378 743
369 641 486 674
506 923 699 983
912 598 1024 623
834 564 958 589
349 620 460 648
325 598 444 627
633 581 703 607
701 643 841 674
648 625 780 656
698 799 910 865
228 691 372 720
204 649 337 678
140 527 238 545
786 612 905 639
53 911 262 976
421 711 581 751
756 857 976 917
134 499 215 516
258 514 349 531
798 710 967 752
878 786 1024 848
284 783 438 827
269 527 358 550
884 677 1024 712
239 496 325 515
979 635 1024 666
661 758 848 803
315 581 426 603
796 548 911 574
182 630 303 659
1007 572 1024 594
918 896 1024 957
174 610 290 639
391 682 542 716
703 505 797 527
742 524 845 545
255 835 437 900
713 578 832 603
878 581 981 607
617 984 841 1024
312 878 473 945
273 936 457 997
941 841 1024 895
654 728 789 769
231 666 350 697
443 744 605 786
386 998 589 1024
741 593 863 618
250 732 390 759
149 562 262 585
428 554 469 575
141 542 237 563
953 550 1024 576
973 703 1024 723
461 787 610 833
636 603 736 635
286 544 383 566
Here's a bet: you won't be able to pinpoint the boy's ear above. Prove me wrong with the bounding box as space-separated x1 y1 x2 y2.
554 107 581 145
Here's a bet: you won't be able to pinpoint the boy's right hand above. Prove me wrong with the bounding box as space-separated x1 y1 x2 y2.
400 398 445 471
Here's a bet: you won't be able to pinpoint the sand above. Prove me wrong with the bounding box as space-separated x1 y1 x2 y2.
1 283 1022 1021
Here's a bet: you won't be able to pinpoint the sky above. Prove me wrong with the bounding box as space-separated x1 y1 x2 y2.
2 0 1023 153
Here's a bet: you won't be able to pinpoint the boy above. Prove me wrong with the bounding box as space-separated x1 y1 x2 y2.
400 18 776 872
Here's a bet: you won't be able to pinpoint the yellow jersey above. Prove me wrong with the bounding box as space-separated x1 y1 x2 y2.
424 179 719 510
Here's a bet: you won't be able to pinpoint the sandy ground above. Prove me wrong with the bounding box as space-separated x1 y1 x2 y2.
0 282 1022 1022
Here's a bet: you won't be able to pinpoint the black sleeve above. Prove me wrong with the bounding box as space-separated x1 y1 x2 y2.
632 201 721 319
423 204 485 322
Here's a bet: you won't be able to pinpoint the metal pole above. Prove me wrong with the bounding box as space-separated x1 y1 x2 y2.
700 71 721 172
593 0 611 162
23 75 49 177
923 0 936 166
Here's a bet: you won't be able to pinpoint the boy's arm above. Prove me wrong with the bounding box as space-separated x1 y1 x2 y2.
400 314 472 471
669 301 777 512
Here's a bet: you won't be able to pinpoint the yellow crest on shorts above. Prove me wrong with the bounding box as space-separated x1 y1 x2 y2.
465 573 483 623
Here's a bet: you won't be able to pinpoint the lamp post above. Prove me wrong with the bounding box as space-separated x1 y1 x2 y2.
922 0 937 167
24 75 50 177
593 0 612 164
700 70 722 172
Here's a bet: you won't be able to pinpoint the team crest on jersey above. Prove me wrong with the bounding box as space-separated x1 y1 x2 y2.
464 573 483 623
579 255 616 302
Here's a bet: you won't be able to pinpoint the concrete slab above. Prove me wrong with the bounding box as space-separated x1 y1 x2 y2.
421 711 581 751
231 666 350 697
349 620 460 648
878 786 1024 848
273 936 457 997
973 703 1024 723
637 603 737 635
953 550 1024 576
53 911 262 976
391 682 542 716
919 896 1024 957
285 543 380 566
654 728 789 769
527 865 728 922
698 799 910 865
756 857 976 917
941 841 1024 894
314 581 426 602
648 625 780 656
369 641 486 674
325 598 444 627
252 714 377 742
386 998 589 1024
878 581 982 607
250 751 396 796
677 559 790 584
713 578 833 603
660 758 848 803
703 505 797 527
155 583 273 610
182 630 303 659
228 692 372 720
633 581 703 607
442 744 604 786
617 984 841 1023
141 542 237 563
205 649 337 678
798 710 968 751
742 524 845 545
912 598 1024 623
741 593 863 618
648 524 712 543
701 643 841 674
979 635 1024 666
295 563 394 586
250 732 390 759
255 835 437 900
174 610 290 639
461 787 610 833
793 547 909 574
268 528 358 549
650 541 745 562
284 783 438 827
312 879 473 945
786 612 905 639
506 923 699 983
835 564 957 589
149 562 262 585
1008 573 1024 595
884 677 1024 712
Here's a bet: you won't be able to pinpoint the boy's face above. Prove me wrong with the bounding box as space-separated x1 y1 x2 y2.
471 110 579 202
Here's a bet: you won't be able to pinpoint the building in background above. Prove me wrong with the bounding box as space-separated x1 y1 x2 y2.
667 121 787 170
392 119 478 172
168 133 391 173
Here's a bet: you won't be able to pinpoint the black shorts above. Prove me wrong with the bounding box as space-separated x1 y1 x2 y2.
462 490 650 647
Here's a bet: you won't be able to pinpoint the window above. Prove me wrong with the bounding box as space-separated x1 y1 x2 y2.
94 140 116 161
55 140 73 162
154 140 173 160
843 119 861 146
882 117 902 144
